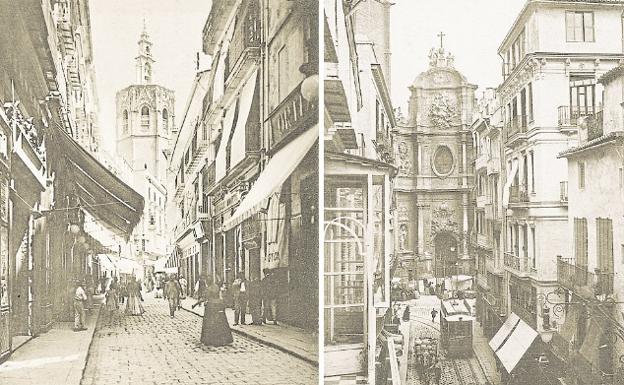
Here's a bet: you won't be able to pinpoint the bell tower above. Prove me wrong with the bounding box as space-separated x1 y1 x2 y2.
135 21 155 84
115 23 175 183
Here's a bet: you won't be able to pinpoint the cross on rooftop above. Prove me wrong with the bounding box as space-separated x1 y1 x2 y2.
437 31 446 49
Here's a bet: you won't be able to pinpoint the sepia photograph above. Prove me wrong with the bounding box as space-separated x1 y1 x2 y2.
323 0 624 385
0 0 318 384
2 0 624 384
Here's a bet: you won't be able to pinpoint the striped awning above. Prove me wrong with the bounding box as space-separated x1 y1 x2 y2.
164 246 181 269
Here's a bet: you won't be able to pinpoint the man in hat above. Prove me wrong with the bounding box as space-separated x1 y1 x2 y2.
73 279 88 331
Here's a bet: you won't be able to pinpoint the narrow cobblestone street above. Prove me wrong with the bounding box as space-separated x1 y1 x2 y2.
403 296 488 385
81 295 317 385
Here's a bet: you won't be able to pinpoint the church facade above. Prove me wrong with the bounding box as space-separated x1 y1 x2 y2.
394 46 476 285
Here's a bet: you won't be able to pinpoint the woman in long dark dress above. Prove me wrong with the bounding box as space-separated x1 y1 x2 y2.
200 278 233 346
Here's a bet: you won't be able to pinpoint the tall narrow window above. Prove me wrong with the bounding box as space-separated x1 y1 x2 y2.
596 218 614 273
578 161 586 189
574 218 588 267
162 108 168 131
277 45 289 102
141 106 150 130
529 151 535 193
122 110 129 133
527 83 534 122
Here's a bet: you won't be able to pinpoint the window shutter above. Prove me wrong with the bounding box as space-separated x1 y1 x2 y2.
584 12 594 42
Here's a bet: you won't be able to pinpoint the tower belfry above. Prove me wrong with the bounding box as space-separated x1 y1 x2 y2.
135 20 154 84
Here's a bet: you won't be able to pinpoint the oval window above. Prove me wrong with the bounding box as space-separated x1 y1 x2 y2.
433 146 454 176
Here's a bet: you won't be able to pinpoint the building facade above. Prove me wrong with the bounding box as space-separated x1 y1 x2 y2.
478 1 624 383
0 0 143 361
471 89 507 339
324 0 399 383
394 46 476 286
554 64 624 385
168 0 319 330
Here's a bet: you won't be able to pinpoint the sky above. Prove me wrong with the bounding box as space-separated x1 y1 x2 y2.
89 0 211 153
390 0 526 110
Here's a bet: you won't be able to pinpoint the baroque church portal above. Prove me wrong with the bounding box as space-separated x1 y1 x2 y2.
394 42 476 284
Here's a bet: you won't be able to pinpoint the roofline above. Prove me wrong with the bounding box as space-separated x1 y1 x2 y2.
498 0 624 54
557 131 624 157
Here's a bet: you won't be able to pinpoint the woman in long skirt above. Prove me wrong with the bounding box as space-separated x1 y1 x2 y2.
200 278 233 346
105 278 119 323
125 278 145 316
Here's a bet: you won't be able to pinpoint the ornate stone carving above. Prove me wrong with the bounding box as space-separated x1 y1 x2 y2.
397 141 412 176
398 224 408 251
397 205 409 222
428 93 457 129
428 47 455 69
431 202 458 235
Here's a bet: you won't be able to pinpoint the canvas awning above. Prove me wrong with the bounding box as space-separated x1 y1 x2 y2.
164 247 181 270
48 123 144 237
222 125 318 231
489 312 520 351
559 305 581 344
495 316 538 373
502 159 519 208
325 79 351 123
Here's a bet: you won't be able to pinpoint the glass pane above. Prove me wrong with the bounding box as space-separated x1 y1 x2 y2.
575 13 584 41
372 183 386 304
566 12 576 40
325 184 365 209
325 306 364 344
326 274 364 305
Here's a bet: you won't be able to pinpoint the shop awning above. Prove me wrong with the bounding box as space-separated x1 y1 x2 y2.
495 316 538 373
48 123 144 237
164 247 181 270
489 312 520 351
325 79 351 123
222 125 318 231
559 305 580 344
578 316 608 373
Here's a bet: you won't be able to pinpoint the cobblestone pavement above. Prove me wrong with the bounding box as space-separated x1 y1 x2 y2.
404 298 488 385
81 297 317 385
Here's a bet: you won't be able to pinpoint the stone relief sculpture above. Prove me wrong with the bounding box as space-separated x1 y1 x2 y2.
431 202 458 235
398 224 408 250
428 93 457 129
397 141 412 176
397 205 409 222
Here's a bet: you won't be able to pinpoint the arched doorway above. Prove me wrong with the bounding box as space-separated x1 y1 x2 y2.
433 232 458 279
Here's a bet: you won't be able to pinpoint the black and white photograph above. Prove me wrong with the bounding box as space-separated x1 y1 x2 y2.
323 0 624 385
0 0 319 384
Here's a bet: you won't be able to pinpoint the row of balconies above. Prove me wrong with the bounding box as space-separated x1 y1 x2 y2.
503 251 535 277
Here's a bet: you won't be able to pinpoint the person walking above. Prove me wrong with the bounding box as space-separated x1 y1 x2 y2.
105 278 119 324
402 304 411 322
164 274 182 318
125 277 145 316
73 279 88 331
261 268 278 325
231 272 248 326
431 307 438 323
191 275 207 309
200 277 233 346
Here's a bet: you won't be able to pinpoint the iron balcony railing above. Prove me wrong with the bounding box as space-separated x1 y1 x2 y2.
268 79 318 151
224 0 260 81
557 105 595 127
509 184 529 203
504 252 530 273
504 114 527 143
557 257 614 297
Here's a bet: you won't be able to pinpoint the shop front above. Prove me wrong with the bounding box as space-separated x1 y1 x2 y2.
323 152 394 379
46 122 144 321
222 125 319 329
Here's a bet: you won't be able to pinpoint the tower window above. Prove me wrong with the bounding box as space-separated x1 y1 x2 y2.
122 110 129 133
141 106 150 130
162 108 168 131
